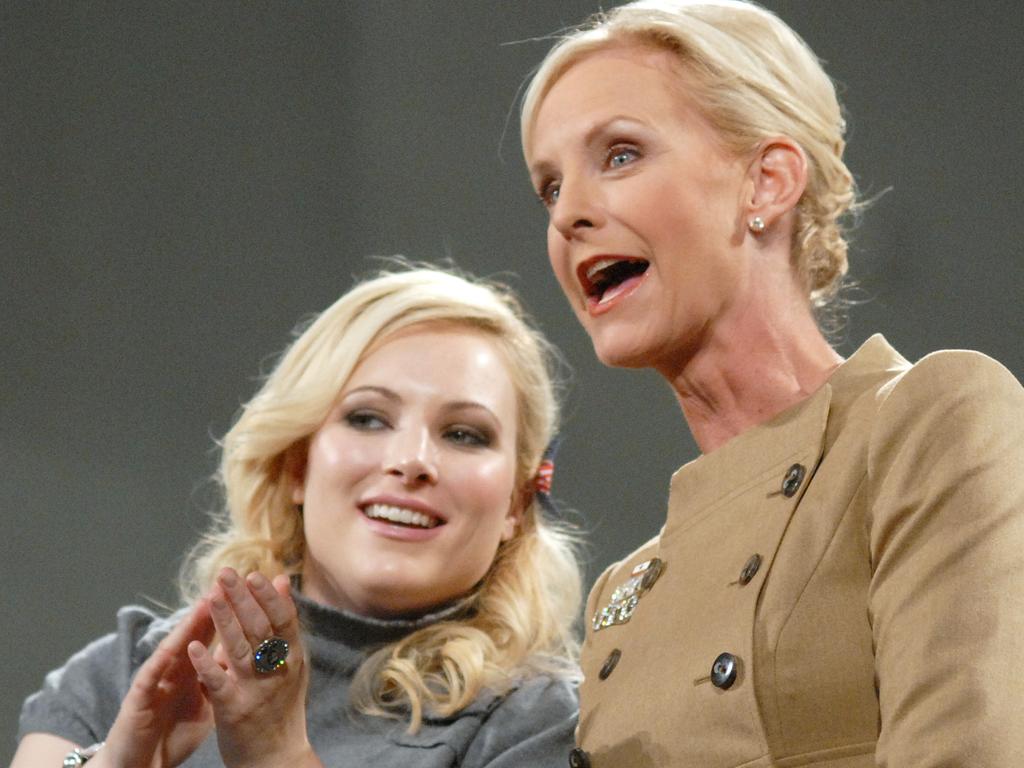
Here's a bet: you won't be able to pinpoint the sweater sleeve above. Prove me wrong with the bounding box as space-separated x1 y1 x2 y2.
17 605 170 747
459 675 579 768
866 351 1024 765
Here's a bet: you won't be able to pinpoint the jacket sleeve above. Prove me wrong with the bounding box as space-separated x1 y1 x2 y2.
459 675 579 768
867 351 1024 765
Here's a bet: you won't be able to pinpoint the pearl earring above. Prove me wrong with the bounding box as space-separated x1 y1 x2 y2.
748 216 766 234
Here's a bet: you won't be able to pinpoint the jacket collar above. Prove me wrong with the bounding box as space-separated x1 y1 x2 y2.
664 334 906 529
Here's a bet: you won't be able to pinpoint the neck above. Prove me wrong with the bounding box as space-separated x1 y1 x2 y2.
656 293 842 454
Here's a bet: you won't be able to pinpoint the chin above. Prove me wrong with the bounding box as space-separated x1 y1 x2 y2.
589 329 655 369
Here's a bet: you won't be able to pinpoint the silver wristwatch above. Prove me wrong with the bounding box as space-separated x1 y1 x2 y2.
63 742 104 767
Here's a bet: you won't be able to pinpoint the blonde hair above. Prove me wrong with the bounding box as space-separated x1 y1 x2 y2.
521 0 857 307
180 264 581 731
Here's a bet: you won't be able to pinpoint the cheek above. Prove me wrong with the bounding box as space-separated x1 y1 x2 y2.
305 430 378 492
454 455 517 514
546 227 579 300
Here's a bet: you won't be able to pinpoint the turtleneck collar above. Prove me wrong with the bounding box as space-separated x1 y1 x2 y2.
291 585 472 652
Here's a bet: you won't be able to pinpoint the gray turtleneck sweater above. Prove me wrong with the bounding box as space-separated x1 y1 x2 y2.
18 590 578 767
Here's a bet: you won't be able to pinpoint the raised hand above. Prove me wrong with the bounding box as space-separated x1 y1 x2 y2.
187 568 322 768
92 600 216 768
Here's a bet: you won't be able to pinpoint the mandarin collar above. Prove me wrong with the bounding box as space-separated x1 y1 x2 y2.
663 333 907 527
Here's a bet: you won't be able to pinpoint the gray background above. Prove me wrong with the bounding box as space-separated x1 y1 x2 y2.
4 1 1022 756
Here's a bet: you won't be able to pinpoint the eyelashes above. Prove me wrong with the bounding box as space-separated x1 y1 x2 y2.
344 409 389 431
342 409 493 449
536 180 560 208
607 144 640 168
534 141 642 209
443 426 492 448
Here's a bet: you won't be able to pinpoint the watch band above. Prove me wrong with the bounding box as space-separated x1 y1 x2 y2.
62 742 104 767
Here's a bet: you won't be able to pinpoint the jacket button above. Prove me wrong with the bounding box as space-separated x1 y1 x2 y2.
638 557 665 592
568 747 591 768
738 553 762 585
710 652 738 689
599 648 622 680
781 463 806 497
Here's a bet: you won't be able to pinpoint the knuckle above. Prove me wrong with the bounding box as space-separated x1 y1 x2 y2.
231 640 251 661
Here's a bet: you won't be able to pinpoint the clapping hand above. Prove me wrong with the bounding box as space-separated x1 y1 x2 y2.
93 599 216 768
187 568 322 768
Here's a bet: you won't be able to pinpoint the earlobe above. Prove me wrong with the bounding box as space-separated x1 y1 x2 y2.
747 138 808 230
284 444 308 505
500 490 528 542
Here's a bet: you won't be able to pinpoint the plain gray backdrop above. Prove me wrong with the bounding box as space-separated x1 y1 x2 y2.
4 1 1023 757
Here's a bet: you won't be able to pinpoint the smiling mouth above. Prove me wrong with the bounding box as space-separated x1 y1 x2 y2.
363 503 442 529
580 257 650 305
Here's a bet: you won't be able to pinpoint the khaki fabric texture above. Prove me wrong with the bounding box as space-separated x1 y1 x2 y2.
575 335 1024 767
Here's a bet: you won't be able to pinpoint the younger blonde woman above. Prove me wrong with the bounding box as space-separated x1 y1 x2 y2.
14 266 582 768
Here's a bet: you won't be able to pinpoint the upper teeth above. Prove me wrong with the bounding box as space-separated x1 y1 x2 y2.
586 258 621 282
364 504 439 528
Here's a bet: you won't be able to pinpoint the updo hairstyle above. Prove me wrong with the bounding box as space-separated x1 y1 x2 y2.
521 0 858 306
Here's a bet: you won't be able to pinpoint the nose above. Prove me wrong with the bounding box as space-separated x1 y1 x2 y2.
383 426 438 485
550 176 602 240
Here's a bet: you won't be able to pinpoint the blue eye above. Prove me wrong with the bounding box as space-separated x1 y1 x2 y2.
538 182 560 207
344 410 389 431
608 146 639 168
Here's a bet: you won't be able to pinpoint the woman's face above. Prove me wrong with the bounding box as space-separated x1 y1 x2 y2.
295 325 521 618
527 45 754 370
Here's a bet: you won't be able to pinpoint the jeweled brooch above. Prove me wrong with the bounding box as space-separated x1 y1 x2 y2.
592 557 665 632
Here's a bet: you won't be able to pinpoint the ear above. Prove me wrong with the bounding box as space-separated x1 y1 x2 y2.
284 442 308 505
746 137 807 233
500 485 529 543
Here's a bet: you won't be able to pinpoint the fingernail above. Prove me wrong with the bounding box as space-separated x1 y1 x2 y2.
220 568 237 587
209 586 227 610
248 572 267 589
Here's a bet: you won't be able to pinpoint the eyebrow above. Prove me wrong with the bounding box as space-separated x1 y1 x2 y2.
440 400 500 422
342 385 400 402
342 388 501 423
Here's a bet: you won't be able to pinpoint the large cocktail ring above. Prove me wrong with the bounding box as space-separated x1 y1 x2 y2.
253 636 289 673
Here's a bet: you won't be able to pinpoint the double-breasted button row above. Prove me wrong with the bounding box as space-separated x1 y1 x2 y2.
705 465 804 696
568 747 591 768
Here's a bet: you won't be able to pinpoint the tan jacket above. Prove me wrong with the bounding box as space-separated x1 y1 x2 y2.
574 336 1024 767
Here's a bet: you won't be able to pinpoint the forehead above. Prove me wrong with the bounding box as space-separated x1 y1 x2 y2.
347 325 518 414
528 44 695 161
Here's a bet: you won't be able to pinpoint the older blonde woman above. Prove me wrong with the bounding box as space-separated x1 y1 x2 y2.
14 266 582 768
521 1 1024 766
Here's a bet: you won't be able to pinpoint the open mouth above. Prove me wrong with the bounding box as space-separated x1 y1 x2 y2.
363 503 442 529
578 257 650 305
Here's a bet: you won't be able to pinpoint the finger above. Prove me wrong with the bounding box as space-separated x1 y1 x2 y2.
163 599 216 686
188 640 232 700
247 572 300 645
218 568 274 648
208 584 256 675
160 598 216 657
131 600 214 698
213 641 230 669
128 640 177 704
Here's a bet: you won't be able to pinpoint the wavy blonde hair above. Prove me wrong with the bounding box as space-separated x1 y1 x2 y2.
521 0 857 308
180 265 582 731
